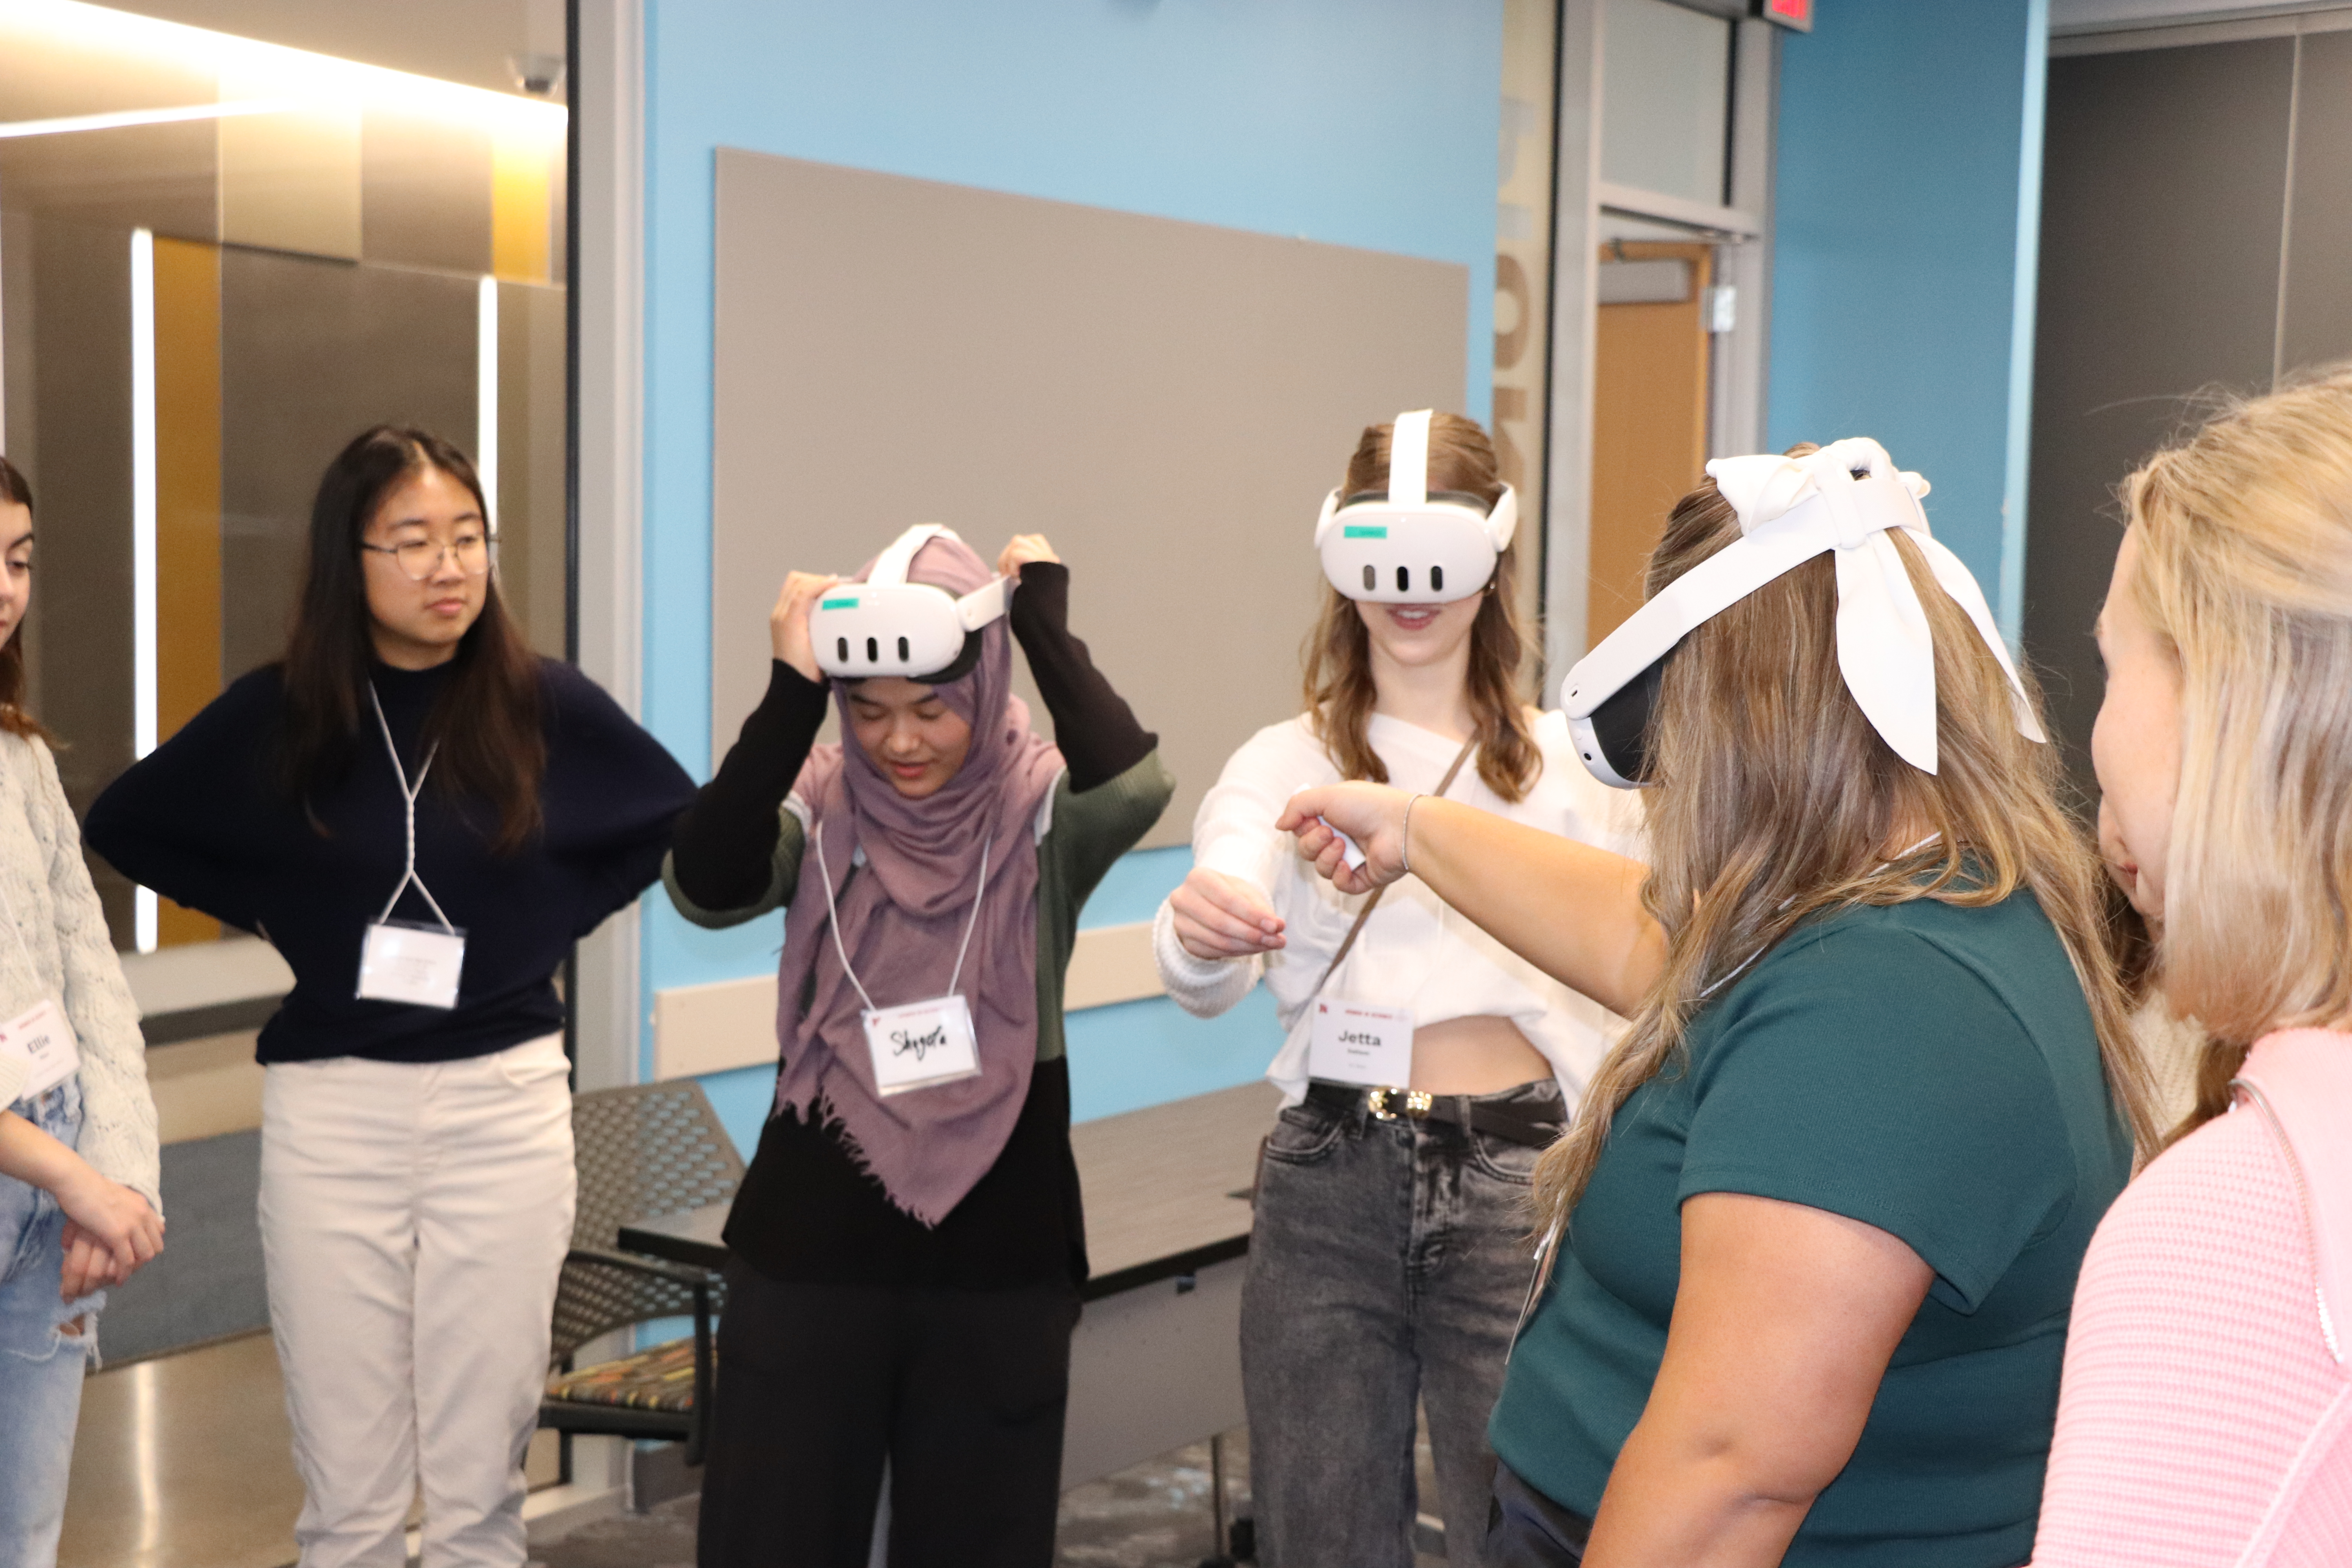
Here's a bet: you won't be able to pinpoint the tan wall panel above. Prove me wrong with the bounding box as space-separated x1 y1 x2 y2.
152 235 223 947
712 151 1466 848
1587 242 1712 646
218 99 361 262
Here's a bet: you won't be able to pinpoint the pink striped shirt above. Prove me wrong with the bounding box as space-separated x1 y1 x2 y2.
2030 1029 2352 1567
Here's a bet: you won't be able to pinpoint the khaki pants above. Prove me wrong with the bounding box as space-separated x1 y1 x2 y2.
260 1035 575 1568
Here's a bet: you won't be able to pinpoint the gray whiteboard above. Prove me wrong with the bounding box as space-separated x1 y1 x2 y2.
712 148 1466 848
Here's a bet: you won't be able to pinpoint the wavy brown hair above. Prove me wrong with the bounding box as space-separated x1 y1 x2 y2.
2123 370 2352 1138
0 457 49 741
1301 414 1539 800
278 426 545 852
1531 446 2162 1235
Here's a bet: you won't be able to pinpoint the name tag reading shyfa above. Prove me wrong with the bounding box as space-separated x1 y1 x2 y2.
0 998 78 1100
864 994 982 1096
1307 998 1415 1087
358 920 467 1010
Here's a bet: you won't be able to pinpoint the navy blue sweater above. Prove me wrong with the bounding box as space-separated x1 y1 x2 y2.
85 659 694 1065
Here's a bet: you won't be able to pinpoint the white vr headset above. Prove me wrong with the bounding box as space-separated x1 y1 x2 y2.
809 524 1013 682
1314 409 1517 603
1561 437 2043 790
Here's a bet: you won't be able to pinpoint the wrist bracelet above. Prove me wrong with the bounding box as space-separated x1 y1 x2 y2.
1401 792 1427 877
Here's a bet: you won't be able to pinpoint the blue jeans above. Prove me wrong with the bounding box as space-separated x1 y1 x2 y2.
0 1079 103 1568
1239 1079 1559 1568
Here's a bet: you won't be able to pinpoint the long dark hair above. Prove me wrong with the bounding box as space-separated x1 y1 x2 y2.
278 426 544 851
0 457 47 741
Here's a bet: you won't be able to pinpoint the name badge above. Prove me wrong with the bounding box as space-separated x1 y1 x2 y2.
0 998 78 1101
358 920 467 1010
1307 998 1415 1087
863 994 983 1097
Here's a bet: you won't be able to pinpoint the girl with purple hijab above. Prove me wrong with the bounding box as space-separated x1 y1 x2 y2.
666 530 1171 1568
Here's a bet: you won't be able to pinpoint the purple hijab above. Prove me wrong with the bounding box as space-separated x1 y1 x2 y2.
771 534 1063 1224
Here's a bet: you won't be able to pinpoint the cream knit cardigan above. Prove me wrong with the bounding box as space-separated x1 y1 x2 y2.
0 731 159 1210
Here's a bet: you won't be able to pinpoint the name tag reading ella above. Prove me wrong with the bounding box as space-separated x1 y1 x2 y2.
864 994 983 1097
358 920 467 1010
0 998 78 1100
1307 998 1415 1087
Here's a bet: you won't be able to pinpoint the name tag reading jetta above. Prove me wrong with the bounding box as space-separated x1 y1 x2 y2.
1307 998 1415 1087
863 993 982 1096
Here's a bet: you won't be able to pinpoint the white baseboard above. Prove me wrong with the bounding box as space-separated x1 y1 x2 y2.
652 920 1165 1081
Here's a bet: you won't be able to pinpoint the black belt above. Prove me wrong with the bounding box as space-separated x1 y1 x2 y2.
1305 1080 1565 1149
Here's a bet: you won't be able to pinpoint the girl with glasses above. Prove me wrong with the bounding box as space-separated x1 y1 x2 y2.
85 426 694 1568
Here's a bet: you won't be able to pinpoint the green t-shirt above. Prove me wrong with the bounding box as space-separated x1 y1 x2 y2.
1488 890 2131 1568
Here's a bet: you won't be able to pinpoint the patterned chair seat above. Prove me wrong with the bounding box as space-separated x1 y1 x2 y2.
546 1337 698 1415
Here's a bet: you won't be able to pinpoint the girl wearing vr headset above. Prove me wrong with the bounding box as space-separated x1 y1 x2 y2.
1155 413 1638 1568
2028 375 2352 1564
86 427 695 1568
666 528 1171 1567
1285 440 2159 1568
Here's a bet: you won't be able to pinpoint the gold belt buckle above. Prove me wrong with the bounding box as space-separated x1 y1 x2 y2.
1366 1086 1433 1122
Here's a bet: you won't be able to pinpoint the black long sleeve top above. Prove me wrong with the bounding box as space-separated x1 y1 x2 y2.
85 658 695 1065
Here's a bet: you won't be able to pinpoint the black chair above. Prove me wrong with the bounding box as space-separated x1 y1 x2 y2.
539 1080 746 1465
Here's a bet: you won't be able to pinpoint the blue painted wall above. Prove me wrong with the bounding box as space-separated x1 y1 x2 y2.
638 0 1501 1152
1766 0 2050 634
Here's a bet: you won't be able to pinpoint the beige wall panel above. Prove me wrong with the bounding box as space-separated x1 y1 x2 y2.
220 249 476 681
361 105 493 275
27 216 137 941
495 280 570 657
712 151 1466 847
218 102 361 261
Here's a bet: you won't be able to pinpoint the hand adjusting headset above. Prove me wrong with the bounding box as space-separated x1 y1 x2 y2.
1561 437 2045 789
1315 409 1519 603
809 524 1013 682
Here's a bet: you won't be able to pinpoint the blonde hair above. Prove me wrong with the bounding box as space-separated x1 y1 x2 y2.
2124 370 2352 1128
1301 413 1540 802
1532 448 2162 1230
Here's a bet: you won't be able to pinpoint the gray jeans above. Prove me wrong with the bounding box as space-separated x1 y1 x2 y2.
1239 1080 1558 1568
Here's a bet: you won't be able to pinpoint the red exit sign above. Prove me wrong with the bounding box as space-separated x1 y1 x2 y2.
1758 0 1813 29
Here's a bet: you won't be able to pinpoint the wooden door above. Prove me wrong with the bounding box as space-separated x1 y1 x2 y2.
1588 241 1713 645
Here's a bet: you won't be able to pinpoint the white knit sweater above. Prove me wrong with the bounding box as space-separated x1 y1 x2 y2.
1154 710 1644 1105
0 733 160 1209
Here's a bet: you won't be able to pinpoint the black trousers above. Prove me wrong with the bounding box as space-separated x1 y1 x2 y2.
697 1259 1083 1568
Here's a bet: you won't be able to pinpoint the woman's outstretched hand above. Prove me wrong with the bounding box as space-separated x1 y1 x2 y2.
1277 782 1414 897
997 534 1061 576
1169 868 1287 960
769 571 840 682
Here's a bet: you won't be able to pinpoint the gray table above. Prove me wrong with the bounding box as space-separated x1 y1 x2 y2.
617 1079 1280 1490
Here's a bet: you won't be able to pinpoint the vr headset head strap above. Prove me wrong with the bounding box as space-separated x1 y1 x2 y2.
1388 409 1432 506
868 523 955 588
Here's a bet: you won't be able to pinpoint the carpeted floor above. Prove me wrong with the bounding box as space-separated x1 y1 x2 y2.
100 1128 269 1362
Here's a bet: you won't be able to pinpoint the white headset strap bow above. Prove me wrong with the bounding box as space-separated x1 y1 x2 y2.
1703 437 2043 775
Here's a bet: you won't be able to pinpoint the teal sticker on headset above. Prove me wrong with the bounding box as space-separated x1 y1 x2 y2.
1343 525 1388 539
820 596 859 609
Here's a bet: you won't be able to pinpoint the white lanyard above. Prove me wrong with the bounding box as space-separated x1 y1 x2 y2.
812 821 991 1011
367 685 456 935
